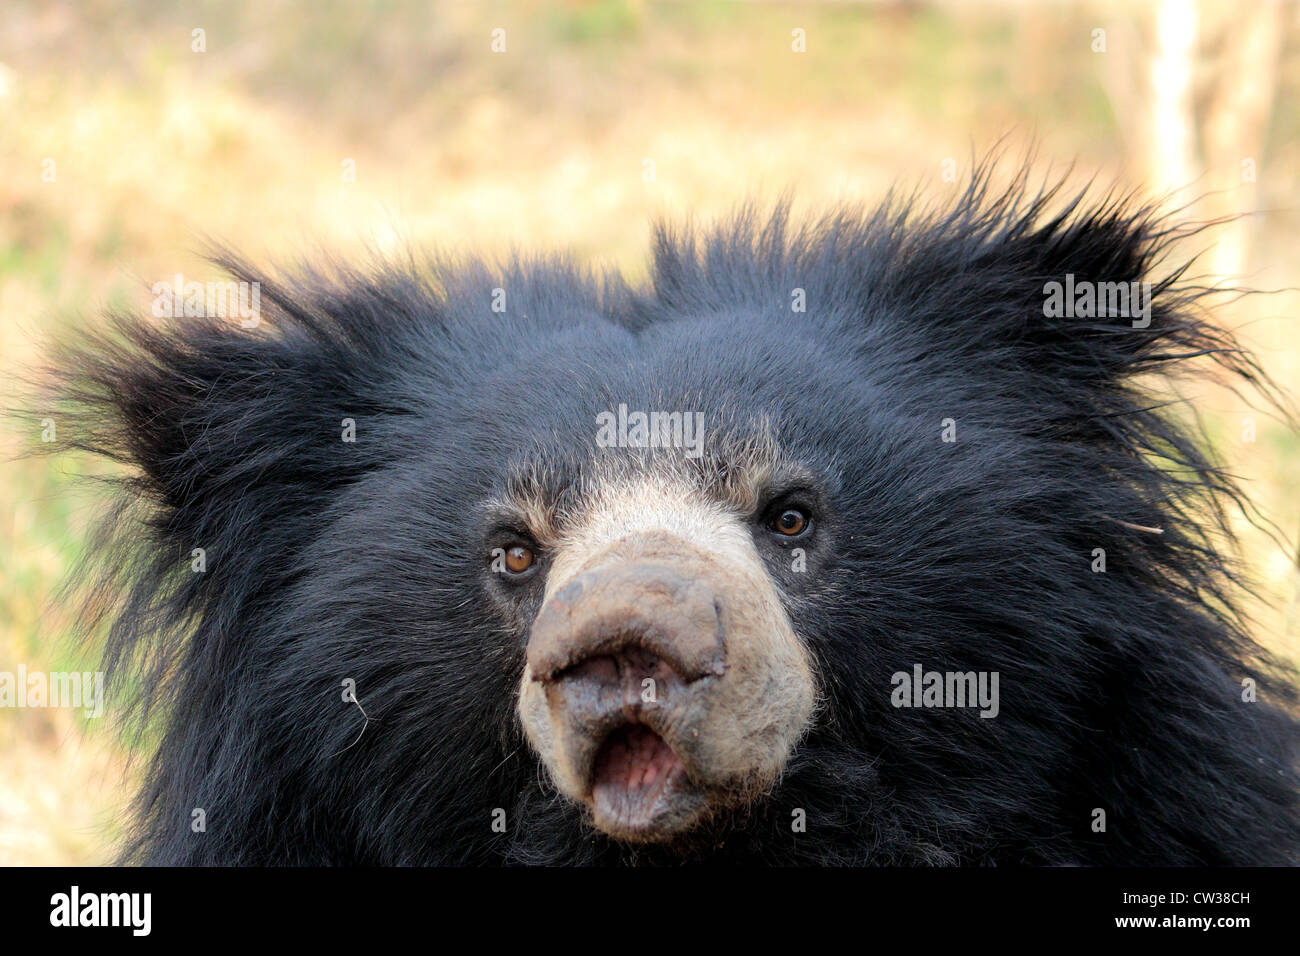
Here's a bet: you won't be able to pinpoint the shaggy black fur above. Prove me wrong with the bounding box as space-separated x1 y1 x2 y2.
41 165 1300 865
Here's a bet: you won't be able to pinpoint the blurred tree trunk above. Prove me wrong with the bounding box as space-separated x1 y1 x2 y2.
1144 0 1199 196
1201 0 1286 281
1124 0 1286 281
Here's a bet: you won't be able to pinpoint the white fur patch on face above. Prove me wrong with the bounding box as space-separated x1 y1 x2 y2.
541 475 749 602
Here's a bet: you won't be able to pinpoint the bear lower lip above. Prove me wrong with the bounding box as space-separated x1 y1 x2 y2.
590 723 689 834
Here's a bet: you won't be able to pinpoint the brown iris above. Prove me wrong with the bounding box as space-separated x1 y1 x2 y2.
772 508 808 536
504 544 535 574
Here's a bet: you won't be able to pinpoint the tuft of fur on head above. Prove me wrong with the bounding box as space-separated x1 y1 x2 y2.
32 159 1300 865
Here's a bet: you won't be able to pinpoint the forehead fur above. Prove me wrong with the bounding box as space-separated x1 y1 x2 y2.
490 420 807 547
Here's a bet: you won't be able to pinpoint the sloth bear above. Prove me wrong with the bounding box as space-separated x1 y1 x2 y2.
45 167 1299 865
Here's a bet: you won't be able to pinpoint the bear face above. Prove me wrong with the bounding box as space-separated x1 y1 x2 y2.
42 171 1300 865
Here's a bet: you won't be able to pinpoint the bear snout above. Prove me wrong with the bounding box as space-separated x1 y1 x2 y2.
523 562 729 840
515 496 817 844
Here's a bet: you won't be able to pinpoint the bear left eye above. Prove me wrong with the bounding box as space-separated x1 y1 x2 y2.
769 508 810 537
504 545 535 573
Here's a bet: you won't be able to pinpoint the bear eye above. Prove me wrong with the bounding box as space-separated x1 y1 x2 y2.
503 544 535 574
769 508 810 537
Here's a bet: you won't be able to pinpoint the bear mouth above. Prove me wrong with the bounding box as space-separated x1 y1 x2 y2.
589 723 696 839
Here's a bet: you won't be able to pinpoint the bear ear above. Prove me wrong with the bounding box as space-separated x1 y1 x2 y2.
46 256 406 515
873 172 1275 398
36 255 427 701
874 172 1295 546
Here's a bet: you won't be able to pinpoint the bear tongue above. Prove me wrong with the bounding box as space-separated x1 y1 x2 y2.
591 724 686 827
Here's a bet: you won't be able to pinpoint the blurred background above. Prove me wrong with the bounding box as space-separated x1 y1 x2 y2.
0 0 1296 864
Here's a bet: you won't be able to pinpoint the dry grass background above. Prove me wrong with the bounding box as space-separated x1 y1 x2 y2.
0 0 1296 865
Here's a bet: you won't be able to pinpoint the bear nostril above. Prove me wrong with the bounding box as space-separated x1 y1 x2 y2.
555 644 684 694
561 653 621 687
